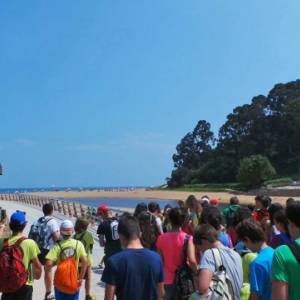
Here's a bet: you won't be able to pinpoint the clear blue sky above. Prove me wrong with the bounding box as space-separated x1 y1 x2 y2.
1 1 300 188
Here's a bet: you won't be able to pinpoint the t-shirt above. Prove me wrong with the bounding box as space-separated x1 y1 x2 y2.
101 248 164 300
97 218 122 258
0 235 40 286
249 246 274 300
200 246 243 300
272 238 300 300
156 231 191 284
44 216 60 249
270 233 290 249
218 231 233 248
46 238 87 268
223 205 240 226
242 252 257 283
73 231 95 265
155 216 163 234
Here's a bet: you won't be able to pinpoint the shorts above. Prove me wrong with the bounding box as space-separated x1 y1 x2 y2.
1 285 33 300
54 289 79 300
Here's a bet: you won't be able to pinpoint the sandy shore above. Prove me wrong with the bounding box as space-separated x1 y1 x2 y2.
31 188 291 205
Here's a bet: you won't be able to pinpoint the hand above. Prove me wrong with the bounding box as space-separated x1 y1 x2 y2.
78 279 83 287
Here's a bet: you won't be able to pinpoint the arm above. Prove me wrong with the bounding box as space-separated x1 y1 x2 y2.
187 238 197 273
104 284 116 300
272 281 288 300
44 260 55 293
99 235 105 247
197 269 213 295
78 255 88 282
31 257 42 280
52 230 60 242
157 282 164 300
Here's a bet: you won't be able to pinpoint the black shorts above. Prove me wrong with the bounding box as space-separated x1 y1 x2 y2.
1 285 33 300
38 249 50 265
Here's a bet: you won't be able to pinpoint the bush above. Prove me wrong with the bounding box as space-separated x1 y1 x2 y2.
237 155 276 188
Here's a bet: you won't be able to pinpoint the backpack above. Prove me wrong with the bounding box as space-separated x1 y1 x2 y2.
28 216 53 249
174 235 196 300
189 249 234 300
0 237 28 293
138 212 160 250
54 240 79 295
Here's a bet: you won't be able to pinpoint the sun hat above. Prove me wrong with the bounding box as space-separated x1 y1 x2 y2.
10 210 27 225
97 204 109 215
60 220 74 236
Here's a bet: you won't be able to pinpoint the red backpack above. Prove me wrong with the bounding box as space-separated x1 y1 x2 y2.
0 237 28 293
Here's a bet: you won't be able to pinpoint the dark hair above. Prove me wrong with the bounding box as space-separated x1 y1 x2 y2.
118 215 141 240
193 224 218 245
273 209 288 232
286 198 296 207
9 222 26 233
43 203 54 216
185 195 197 209
74 217 89 233
168 208 186 228
163 204 172 215
133 203 148 218
148 202 160 213
286 201 300 228
268 203 283 224
230 196 239 205
236 219 265 242
255 195 271 209
177 200 185 209
200 206 223 230
247 204 255 212
232 207 252 227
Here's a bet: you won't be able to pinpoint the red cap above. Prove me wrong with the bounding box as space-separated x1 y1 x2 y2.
210 198 219 206
97 204 109 215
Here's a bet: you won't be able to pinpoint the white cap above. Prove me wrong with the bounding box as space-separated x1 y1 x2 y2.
60 220 74 236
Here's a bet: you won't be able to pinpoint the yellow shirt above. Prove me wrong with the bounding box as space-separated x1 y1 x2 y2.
0 235 40 286
46 238 87 268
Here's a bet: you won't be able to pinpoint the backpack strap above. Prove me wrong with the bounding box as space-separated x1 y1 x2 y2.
211 248 223 271
181 234 190 265
288 241 300 264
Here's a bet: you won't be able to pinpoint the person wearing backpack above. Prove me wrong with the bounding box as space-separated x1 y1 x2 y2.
0 210 42 300
44 220 88 300
272 202 300 300
223 197 240 229
74 217 95 300
156 208 197 300
192 224 242 300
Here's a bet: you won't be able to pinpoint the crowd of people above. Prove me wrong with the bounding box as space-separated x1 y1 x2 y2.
0 195 300 300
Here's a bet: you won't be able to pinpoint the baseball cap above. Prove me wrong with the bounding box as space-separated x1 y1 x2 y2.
60 220 74 236
210 198 219 206
10 210 27 225
97 204 109 215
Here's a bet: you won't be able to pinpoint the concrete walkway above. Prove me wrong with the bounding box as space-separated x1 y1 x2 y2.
0 200 105 300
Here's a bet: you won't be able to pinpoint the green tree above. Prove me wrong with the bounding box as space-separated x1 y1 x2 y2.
237 155 276 188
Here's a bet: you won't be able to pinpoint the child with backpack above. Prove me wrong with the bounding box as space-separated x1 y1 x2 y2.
44 220 88 300
0 210 42 300
74 218 95 300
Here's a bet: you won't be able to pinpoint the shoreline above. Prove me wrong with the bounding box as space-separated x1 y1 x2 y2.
30 188 291 205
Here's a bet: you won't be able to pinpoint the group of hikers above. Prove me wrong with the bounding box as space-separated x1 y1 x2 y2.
0 195 299 300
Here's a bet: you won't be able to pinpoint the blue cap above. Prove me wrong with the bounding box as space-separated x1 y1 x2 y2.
10 210 27 225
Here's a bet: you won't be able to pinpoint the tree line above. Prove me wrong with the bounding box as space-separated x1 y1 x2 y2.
167 79 300 188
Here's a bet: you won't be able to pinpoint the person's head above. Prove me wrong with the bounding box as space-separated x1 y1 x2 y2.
255 195 271 209
163 204 172 216
74 217 89 234
195 200 203 214
60 220 74 239
232 207 252 227
148 202 160 215
118 214 141 247
168 208 186 229
286 198 296 207
42 203 54 216
177 200 185 209
286 201 300 239
9 210 27 233
185 195 197 211
200 206 223 231
133 202 148 218
193 224 219 252
97 204 111 219
236 219 265 252
209 198 219 207
201 196 210 207
230 196 239 205
273 209 288 234
268 203 283 225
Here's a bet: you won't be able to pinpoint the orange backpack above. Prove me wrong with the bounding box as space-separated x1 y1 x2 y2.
54 240 79 294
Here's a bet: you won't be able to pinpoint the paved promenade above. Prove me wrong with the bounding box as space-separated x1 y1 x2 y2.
0 200 105 300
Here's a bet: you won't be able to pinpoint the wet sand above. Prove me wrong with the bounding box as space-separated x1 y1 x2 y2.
31 188 290 205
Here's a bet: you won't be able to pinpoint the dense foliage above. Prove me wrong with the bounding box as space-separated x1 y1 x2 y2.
167 80 300 188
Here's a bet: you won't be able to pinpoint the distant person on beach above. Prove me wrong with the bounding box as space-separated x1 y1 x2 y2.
148 202 164 234
74 218 95 300
0 210 42 300
96 205 122 265
45 220 88 300
101 214 164 300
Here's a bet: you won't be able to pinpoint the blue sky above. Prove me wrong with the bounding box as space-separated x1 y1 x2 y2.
1 0 300 188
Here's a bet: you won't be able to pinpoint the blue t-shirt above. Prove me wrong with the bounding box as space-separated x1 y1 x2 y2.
102 248 164 300
249 246 274 300
218 231 232 248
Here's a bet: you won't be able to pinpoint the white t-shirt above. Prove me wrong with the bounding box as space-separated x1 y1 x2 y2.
44 216 59 249
155 216 163 234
